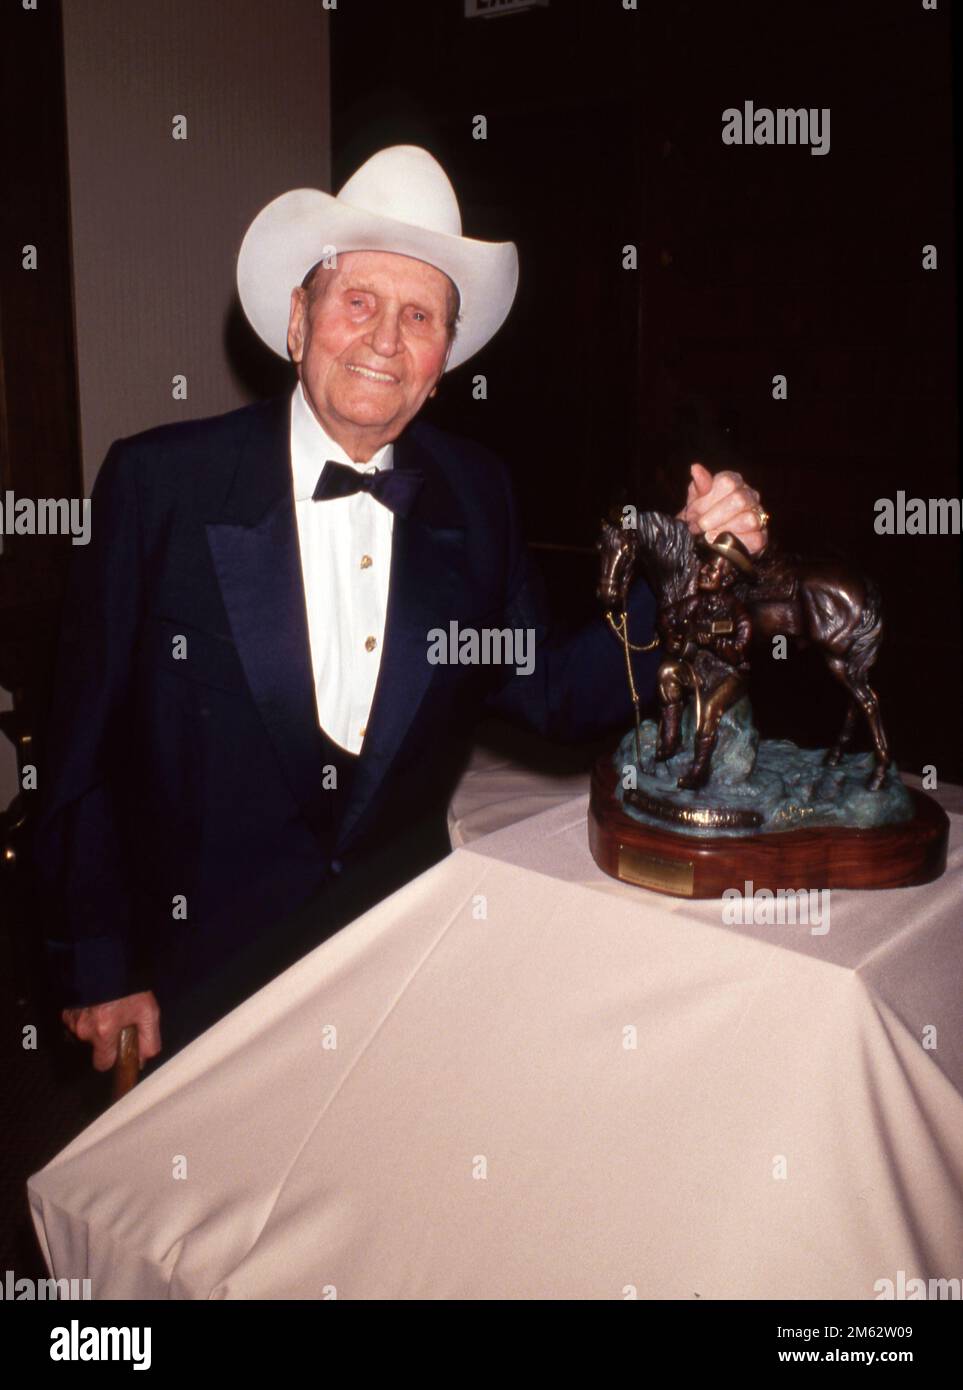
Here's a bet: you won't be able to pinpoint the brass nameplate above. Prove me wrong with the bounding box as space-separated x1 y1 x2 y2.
710 619 734 635
618 844 695 896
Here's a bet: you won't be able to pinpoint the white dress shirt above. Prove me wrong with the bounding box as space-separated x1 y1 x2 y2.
289 383 394 754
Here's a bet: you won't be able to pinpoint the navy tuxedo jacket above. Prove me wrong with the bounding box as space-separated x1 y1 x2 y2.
34 395 659 1031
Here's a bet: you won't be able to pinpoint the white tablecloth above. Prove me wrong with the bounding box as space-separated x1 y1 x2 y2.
29 761 963 1299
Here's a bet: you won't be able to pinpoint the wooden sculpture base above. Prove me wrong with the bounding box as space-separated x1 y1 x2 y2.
588 754 949 898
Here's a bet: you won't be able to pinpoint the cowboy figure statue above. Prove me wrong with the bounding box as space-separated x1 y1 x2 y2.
655 532 756 791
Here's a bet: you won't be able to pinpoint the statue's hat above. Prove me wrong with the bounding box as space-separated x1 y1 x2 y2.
698 530 757 579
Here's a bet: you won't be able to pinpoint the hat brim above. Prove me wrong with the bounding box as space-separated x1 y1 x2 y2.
237 188 519 372
698 533 757 578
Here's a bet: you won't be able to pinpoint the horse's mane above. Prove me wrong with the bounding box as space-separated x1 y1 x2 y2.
635 512 699 607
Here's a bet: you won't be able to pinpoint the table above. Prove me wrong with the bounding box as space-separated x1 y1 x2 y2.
29 756 963 1299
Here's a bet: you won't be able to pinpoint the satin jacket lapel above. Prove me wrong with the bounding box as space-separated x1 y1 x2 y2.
336 428 469 850
205 396 330 838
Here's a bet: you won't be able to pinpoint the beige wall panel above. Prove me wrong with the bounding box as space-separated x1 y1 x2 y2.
61 0 330 488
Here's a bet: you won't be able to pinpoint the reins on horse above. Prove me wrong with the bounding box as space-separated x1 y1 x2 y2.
605 609 659 767
604 610 705 766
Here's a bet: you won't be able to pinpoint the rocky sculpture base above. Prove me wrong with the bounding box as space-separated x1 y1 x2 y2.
588 751 949 899
614 699 918 836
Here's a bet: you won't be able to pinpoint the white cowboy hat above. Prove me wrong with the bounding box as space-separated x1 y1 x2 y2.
237 144 519 372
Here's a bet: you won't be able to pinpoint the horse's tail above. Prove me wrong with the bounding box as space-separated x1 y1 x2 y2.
847 577 883 681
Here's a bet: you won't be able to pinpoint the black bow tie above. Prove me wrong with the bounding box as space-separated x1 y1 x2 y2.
312 459 424 518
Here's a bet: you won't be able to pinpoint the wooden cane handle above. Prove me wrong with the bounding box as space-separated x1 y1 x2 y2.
112 1024 140 1100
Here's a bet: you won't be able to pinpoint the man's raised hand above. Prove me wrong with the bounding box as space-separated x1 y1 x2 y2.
62 991 162 1072
677 461 769 555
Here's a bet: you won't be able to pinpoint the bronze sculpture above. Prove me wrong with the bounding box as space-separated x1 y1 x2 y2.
597 512 892 791
588 508 948 897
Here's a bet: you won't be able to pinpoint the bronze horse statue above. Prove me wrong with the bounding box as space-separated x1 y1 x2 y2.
596 513 892 791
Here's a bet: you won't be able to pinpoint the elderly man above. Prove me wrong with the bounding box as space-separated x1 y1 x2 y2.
35 146 768 1071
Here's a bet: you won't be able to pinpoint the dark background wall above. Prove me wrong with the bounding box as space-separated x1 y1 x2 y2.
330 0 961 777
634 1 960 773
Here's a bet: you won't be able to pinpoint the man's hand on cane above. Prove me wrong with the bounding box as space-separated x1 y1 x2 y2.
62 991 162 1072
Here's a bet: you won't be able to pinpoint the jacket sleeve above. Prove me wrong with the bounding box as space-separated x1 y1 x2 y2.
33 441 149 1007
483 467 662 743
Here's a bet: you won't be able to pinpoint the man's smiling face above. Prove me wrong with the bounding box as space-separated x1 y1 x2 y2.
286 250 456 460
